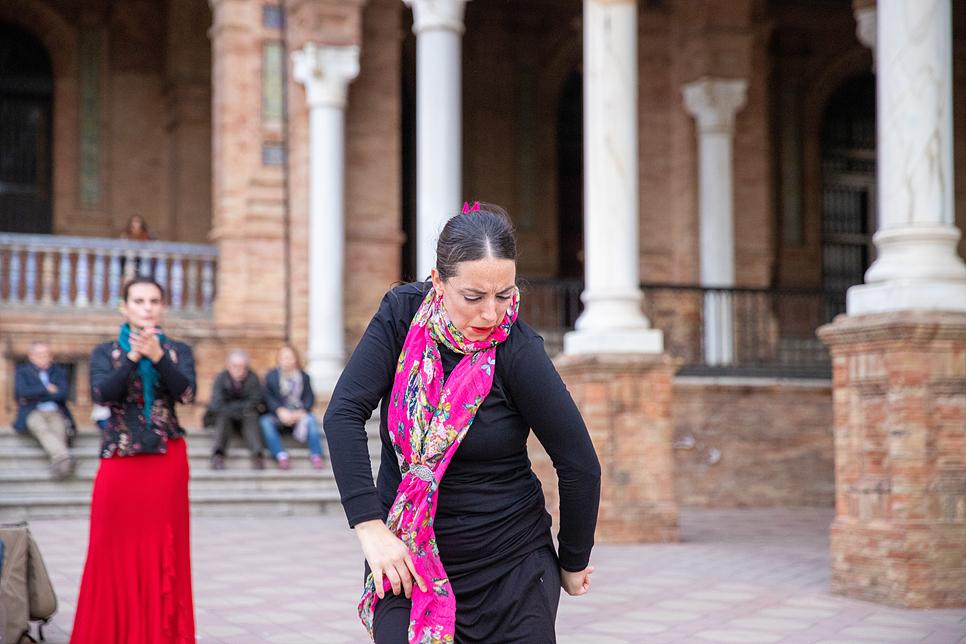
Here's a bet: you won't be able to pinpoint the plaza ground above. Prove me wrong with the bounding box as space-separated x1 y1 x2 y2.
23 508 966 644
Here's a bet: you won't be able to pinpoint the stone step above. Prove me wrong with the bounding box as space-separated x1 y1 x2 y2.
0 423 381 455
0 421 380 519
0 428 312 452
1 490 344 520
0 444 330 472
0 468 338 496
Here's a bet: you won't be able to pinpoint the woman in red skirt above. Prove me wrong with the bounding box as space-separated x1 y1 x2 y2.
71 276 197 644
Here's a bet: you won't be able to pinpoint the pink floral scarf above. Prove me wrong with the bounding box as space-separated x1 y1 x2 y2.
359 286 520 644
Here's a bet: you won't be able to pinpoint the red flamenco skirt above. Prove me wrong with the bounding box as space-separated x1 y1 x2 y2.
70 438 195 644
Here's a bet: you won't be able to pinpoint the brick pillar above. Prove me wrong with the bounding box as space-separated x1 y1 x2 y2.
819 312 966 609
208 0 286 330
554 353 679 544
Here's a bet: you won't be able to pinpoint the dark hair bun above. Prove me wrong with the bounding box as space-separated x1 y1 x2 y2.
436 203 517 280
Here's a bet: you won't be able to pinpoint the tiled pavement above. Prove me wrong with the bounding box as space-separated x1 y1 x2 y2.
23 508 966 644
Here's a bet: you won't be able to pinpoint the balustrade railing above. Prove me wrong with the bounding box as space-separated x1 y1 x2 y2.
0 233 218 315
520 279 838 378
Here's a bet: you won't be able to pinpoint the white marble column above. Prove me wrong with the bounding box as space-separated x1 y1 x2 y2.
563 0 663 356
848 0 966 314
683 77 748 365
404 0 467 280
292 44 360 392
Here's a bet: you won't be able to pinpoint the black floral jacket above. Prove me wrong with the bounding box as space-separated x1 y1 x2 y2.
90 338 196 457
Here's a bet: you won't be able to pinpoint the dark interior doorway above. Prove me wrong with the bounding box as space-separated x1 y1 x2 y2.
0 22 54 234
400 20 417 282
821 72 876 320
556 69 583 279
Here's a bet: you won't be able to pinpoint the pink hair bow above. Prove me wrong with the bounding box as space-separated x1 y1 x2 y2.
462 201 480 213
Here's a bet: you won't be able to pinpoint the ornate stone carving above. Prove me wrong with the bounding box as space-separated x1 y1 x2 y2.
402 0 467 34
682 77 748 135
291 43 360 109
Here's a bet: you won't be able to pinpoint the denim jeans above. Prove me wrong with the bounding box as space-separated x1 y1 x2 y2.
260 413 323 458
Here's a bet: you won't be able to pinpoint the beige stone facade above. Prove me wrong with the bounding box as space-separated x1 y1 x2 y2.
3 0 966 608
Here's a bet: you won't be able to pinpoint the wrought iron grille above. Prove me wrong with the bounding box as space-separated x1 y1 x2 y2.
519 279 839 378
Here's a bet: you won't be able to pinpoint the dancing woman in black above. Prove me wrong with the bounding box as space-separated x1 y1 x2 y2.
324 204 601 644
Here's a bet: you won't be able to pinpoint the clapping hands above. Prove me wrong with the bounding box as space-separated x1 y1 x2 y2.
127 327 165 364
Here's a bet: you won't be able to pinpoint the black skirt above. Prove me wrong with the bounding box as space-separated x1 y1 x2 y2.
371 545 561 644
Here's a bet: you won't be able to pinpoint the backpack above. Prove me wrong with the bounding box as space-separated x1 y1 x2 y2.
0 523 57 644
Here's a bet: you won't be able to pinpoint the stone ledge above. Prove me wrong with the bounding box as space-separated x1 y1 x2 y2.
818 310 966 348
554 351 680 377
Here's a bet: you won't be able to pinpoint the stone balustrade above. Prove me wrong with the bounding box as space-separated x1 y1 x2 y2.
0 233 217 315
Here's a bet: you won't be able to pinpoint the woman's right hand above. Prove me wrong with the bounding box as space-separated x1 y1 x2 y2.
355 519 427 599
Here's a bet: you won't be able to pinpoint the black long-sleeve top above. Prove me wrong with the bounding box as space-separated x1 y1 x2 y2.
324 281 601 573
90 338 196 457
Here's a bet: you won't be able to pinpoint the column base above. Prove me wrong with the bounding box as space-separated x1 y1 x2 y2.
847 280 966 314
563 328 664 355
554 353 680 544
851 224 966 314
818 311 966 609
831 516 966 609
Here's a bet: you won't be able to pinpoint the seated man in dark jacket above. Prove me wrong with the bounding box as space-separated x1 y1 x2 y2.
14 343 77 479
205 350 265 470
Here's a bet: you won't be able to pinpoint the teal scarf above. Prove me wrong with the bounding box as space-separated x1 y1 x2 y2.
118 323 165 424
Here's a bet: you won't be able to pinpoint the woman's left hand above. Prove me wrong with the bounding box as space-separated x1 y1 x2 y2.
560 566 594 596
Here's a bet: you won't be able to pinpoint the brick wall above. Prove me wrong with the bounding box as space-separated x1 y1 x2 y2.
529 373 834 523
0 0 212 243
673 377 834 508
546 353 680 544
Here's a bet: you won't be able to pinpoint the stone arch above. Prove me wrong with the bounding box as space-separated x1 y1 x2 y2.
0 1 77 78
0 0 80 234
533 32 582 279
800 47 874 262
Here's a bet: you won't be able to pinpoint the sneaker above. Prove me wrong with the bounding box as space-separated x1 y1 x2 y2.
310 454 324 470
211 454 226 470
277 455 291 470
251 456 264 471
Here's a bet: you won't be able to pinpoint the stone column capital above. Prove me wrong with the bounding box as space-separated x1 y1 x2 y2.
402 0 467 35
682 77 748 135
292 43 360 109
855 6 876 51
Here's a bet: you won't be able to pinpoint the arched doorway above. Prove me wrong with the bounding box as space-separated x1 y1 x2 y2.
820 72 876 320
556 69 583 279
0 21 54 234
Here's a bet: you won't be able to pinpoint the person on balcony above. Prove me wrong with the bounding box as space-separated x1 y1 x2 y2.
205 350 265 470
73 275 197 644
120 214 154 241
260 345 325 470
13 343 77 480
324 203 601 644
119 215 157 278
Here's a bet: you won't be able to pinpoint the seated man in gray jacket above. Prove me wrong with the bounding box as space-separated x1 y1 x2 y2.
205 350 265 470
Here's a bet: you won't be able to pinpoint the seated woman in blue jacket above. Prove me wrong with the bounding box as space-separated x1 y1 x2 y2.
260 345 324 470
